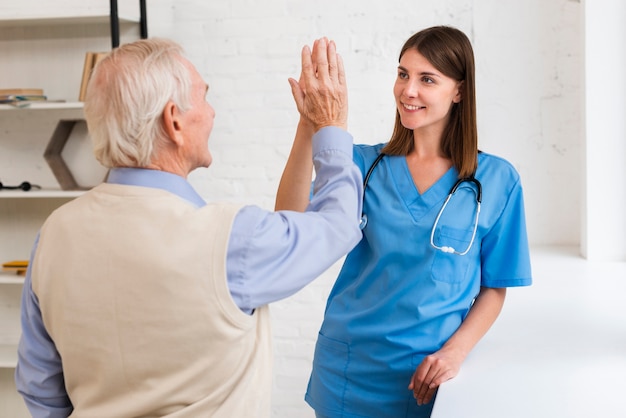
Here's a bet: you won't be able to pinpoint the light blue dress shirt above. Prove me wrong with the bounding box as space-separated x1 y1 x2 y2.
15 127 363 418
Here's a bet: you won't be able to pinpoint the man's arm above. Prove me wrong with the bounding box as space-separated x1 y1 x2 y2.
227 38 362 312
228 126 362 312
15 235 73 418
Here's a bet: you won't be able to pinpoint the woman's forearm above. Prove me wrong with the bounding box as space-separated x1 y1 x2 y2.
442 286 506 357
275 118 315 212
410 286 507 405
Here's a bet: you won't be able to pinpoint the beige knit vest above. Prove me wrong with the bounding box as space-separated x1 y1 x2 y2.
32 183 272 417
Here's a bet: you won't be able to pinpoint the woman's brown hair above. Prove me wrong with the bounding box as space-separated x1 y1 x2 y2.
381 26 478 178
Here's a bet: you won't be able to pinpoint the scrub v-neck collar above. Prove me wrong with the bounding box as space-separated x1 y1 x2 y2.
389 154 459 222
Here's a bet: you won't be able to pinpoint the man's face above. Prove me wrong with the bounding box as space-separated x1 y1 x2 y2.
179 57 215 170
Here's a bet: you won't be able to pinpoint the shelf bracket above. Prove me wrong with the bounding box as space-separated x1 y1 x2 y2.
44 120 83 191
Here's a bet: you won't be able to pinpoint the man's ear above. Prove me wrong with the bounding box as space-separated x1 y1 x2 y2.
162 101 184 146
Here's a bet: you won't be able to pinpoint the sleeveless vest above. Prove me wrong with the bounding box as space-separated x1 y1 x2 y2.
32 183 272 417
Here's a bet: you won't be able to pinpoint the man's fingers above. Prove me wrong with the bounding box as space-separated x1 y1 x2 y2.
301 44 315 87
304 38 341 85
293 37 348 130
337 53 346 87
313 37 331 84
327 40 339 82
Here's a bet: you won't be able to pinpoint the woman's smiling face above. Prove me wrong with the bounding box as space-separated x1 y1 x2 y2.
393 48 462 136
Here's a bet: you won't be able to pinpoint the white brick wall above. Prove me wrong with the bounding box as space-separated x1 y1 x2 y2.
146 1 582 416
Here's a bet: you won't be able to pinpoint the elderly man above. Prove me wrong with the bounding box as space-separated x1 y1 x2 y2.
15 37 361 417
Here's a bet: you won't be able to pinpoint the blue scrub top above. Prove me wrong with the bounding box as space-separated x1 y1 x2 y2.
305 143 532 418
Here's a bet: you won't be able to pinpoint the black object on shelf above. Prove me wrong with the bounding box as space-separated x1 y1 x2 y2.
139 0 148 39
110 0 148 49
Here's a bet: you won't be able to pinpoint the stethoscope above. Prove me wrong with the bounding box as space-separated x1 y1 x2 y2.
359 153 482 256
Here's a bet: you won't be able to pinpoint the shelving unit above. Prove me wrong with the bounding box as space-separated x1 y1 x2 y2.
0 2 147 415
0 103 107 192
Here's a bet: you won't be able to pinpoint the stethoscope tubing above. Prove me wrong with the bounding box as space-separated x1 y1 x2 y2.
359 153 482 255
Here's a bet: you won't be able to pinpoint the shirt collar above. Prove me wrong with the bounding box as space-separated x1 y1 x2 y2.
106 167 206 208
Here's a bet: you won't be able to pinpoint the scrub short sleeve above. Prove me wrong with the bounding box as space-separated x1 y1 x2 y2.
480 178 532 288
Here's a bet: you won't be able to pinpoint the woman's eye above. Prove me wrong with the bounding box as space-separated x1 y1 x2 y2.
422 77 434 84
398 72 408 79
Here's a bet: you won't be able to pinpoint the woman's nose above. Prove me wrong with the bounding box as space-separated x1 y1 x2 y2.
404 80 419 98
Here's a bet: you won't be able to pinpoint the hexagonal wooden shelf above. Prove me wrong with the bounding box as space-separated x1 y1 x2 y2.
44 119 88 191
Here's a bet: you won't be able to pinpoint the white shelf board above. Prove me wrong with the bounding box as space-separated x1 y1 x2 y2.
0 16 139 28
0 1 140 26
0 190 85 199
0 344 18 369
0 102 84 111
0 274 25 285
0 15 139 27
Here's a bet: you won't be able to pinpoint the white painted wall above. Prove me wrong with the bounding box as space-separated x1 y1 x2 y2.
142 1 585 416
582 0 626 261
147 0 583 248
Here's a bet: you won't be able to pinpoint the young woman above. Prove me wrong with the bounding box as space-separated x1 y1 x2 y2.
278 26 532 417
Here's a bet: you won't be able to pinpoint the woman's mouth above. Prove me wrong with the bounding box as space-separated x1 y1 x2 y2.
403 103 424 111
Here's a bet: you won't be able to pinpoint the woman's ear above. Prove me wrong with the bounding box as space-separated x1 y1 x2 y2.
453 81 464 104
162 101 184 146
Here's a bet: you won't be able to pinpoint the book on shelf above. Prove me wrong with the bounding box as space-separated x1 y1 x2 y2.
1 260 28 276
79 51 109 101
0 94 47 102
0 93 49 107
0 88 44 96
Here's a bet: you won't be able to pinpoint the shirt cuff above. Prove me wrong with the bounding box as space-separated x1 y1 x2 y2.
312 126 353 157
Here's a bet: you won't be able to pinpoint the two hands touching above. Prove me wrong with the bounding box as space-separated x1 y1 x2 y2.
274 37 348 215
289 38 348 132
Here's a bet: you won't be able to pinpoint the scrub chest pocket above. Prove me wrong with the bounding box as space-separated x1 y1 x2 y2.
430 225 473 284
